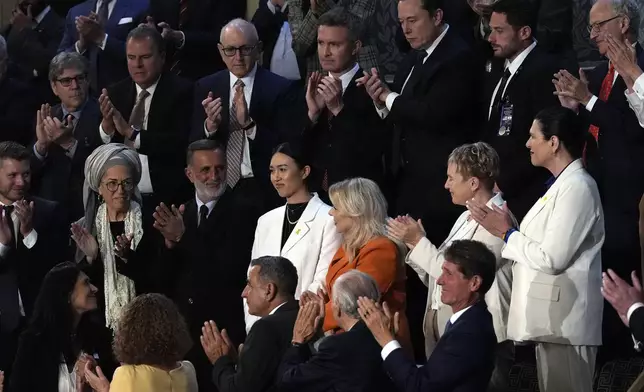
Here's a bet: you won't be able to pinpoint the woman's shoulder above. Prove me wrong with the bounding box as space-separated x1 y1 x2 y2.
360 236 397 255
258 204 286 225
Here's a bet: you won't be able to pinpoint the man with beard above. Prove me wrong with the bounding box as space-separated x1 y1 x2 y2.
153 139 259 392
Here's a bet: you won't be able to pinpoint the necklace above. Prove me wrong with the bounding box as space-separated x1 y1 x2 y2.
286 203 306 225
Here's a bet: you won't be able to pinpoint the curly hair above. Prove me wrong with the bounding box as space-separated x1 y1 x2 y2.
113 293 192 367
447 142 500 190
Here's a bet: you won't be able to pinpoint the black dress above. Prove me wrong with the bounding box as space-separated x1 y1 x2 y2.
281 202 309 249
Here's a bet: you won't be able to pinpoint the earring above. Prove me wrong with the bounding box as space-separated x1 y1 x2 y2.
98 194 104 204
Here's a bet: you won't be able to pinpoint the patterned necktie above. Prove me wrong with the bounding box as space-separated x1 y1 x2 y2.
226 80 247 188
97 0 112 26
126 89 150 147
587 64 615 142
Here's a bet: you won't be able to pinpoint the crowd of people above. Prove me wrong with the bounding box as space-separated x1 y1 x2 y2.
0 0 643 391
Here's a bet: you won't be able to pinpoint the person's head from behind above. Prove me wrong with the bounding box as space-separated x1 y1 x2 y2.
437 240 496 311
317 8 363 75
49 52 89 112
446 142 500 206
219 19 261 79
270 143 311 200
114 293 192 369
488 0 536 60
588 0 639 56
126 26 166 89
243 256 298 318
186 139 227 203
527 107 585 169
397 0 445 50
332 270 380 329
0 142 31 204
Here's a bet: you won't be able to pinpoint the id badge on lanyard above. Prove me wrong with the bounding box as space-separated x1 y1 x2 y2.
498 96 513 136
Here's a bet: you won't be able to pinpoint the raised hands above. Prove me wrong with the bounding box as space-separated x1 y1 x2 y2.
75 11 105 46
99 89 129 137
466 198 513 239
0 208 12 246
114 233 133 260
292 300 323 344
605 35 642 89
306 72 326 121
357 298 399 347
202 92 223 133
71 223 99 263
356 68 390 108
10 3 34 32
153 203 185 248
386 215 425 249
552 69 592 110
84 362 110 392
602 269 643 326
35 104 75 155
200 320 237 364
318 75 344 116
74 353 97 391
14 200 34 237
157 22 184 46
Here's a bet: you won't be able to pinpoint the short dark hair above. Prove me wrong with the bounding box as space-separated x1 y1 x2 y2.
490 0 537 33
0 141 30 163
250 256 298 297
444 240 496 295
272 142 309 170
534 106 585 159
318 7 363 42
126 25 166 54
186 139 226 165
416 0 443 15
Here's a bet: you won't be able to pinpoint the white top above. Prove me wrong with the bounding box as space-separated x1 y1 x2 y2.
625 73 644 127
57 361 77 392
449 305 472 324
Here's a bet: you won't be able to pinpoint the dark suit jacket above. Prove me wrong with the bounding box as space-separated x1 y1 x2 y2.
251 1 289 71
278 321 395 392
0 77 38 146
212 300 299 392
148 0 246 80
3 8 65 104
107 72 193 205
631 306 644 344
58 0 149 94
481 46 562 221
190 67 294 197
31 99 103 224
302 67 386 192
383 301 497 392
0 196 67 334
582 44 644 274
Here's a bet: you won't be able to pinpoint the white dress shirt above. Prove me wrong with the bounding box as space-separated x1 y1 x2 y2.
196 194 217 225
100 80 159 194
204 65 259 178
74 0 116 53
269 301 287 315
625 73 644 127
336 63 360 93
377 25 450 119
58 361 77 392
487 40 537 119
34 5 51 24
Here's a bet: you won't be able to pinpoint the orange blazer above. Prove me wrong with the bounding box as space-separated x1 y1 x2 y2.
323 236 412 352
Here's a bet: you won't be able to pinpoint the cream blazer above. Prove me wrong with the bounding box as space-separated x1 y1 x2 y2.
503 159 604 346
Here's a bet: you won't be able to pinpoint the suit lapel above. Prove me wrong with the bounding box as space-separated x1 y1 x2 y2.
108 0 129 27
147 74 173 131
281 196 323 253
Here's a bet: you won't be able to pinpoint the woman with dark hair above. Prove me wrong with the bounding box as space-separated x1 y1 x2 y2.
244 142 342 331
85 293 197 392
467 106 605 392
10 262 116 392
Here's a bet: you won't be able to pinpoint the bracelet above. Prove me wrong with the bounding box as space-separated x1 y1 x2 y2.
503 228 517 243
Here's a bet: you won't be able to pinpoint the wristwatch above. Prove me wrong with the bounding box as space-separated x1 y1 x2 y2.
242 119 256 131
129 126 141 142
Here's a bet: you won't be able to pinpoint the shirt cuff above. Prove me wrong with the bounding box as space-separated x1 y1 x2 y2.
585 95 598 112
380 340 401 360
33 144 46 160
375 103 389 119
633 334 643 352
246 124 257 140
98 33 108 50
503 228 517 243
75 40 86 55
385 92 399 111
177 31 186 49
99 124 113 144
22 230 37 249
267 0 277 14
627 302 644 323
0 241 9 258
634 73 644 99
204 121 217 137
133 133 141 149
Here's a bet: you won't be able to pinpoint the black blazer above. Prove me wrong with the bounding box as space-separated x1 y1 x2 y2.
278 321 395 392
0 77 38 146
31 99 103 224
383 301 497 392
481 46 562 221
107 72 194 205
212 300 299 392
147 0 246 80
0 197 67 334
251 1 288 70
302 68 386 192
630 307 644 344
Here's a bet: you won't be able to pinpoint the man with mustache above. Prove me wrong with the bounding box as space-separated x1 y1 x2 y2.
153 139 259 392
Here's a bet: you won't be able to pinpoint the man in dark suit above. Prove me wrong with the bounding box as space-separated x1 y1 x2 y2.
359 239 497 392
480 0 562 222
2 0 64 104
278 270 395 392
200 255 300 392
58 0 149 95
31 52 102 225
98 26 193 220
0 141 66 387
191 19 294 214
146 0 245 80
602 268 644 347
154 139 259 392
302 8 386 195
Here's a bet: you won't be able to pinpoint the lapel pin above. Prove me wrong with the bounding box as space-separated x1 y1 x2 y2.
295 228 301 235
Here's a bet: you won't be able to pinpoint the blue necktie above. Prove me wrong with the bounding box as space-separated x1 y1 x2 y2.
444 319 454 334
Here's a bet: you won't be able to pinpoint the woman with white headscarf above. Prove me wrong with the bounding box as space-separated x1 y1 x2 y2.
70 143 155 330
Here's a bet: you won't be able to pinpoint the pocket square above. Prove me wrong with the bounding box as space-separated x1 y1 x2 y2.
118 17 133 25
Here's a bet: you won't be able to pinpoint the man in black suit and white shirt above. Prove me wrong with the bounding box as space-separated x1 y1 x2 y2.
0 141 66 386
154 139 259 392
201 255 300 392
302 8 386 195
191 19 294 214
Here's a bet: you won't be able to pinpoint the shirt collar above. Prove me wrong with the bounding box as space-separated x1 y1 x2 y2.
268 301 288 316
62 98 88 119
34 5 51 24
195 193 218 216
135 77 160 98
331 63 360 93
423 24 450 58
544 160 576 190
229 64 258 93
505 40 537 75
449 305 472 324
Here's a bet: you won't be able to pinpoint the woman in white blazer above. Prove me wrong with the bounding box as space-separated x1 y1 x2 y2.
468 107 605 392
244 143 342 331
387 142 514 392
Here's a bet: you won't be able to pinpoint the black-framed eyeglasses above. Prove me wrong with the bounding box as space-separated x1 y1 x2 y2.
587 15 622 33
220 45 257 57
103 179 135 192
56 74 88 87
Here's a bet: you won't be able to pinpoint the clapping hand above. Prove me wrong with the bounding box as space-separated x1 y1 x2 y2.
292 300 323 344
10 4 34 32
357 298 399 347
71 223 99 263
84 362 110 392
35 104 53 155
386 215 425 249
0 370 4 392
601 269 643 326
43 114 74 144
14 200 34 237
202 92 223 133
466 198 513 238
114 233 133 260
99 89 117 135
153 203 185 247
356 68 390 108
552 69 592 109
305 72 325 121
74 353 96 391
75 12 105 45
201 321 237 364
0 208 13 247
318 75 344 116
605 35 642 89
157 22 183 46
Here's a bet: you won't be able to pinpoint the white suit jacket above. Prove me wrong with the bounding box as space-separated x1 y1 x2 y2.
503 159 605 346
244 194 341 331
406 193 513 343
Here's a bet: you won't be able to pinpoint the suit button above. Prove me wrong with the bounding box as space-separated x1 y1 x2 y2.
188 298 194 305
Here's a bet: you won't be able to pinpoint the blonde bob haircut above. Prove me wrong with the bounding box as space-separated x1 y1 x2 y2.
329 178 387 261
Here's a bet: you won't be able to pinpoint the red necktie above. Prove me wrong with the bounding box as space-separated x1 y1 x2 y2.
587 64 615 142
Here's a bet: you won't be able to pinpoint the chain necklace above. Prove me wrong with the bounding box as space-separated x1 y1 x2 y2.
286 203 306 225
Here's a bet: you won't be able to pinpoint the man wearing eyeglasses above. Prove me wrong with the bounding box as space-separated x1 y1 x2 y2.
191 18 294 215
553 0 644 362
30 51 102 226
